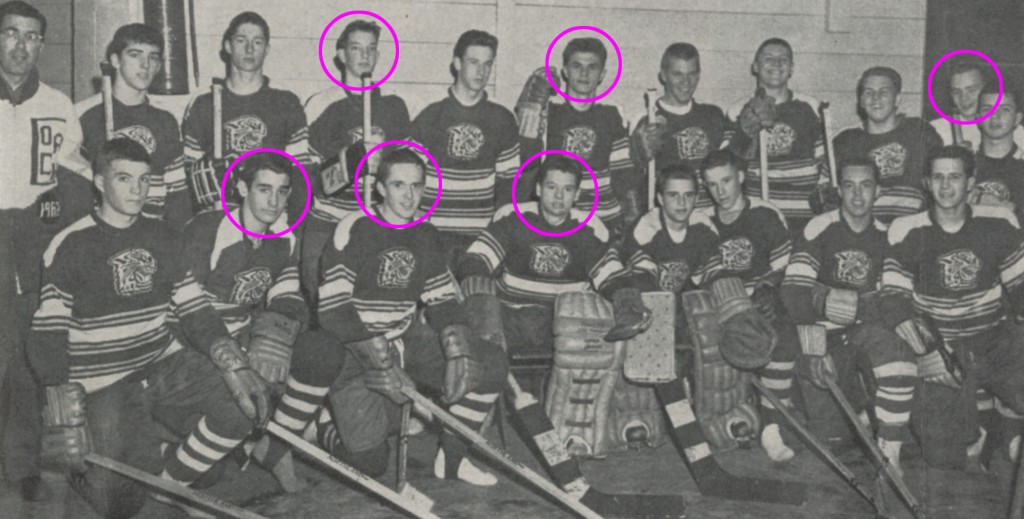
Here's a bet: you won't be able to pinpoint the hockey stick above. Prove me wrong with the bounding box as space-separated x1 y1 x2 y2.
397 402 411 490
951 120 966 149
644 88 659 210
823 377 927 519
212 79 224 161
1010 436 1024 518
100 62 115 141
266 422 439 519
84 453 267 519
819 102 839 187
750 378 886 515
362 73 373 204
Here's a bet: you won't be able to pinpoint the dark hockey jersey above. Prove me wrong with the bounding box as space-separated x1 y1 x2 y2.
410 90 520 234
318 208 466 344
880 206 1024 340
728 92 827 230
182 209 305 337
306 89 411 224
29 214 229 392
459 202 626 309
700 198 791 293
974 145 1024 220
833 117 942 223
77 95 189 227
781 209 889 329
621 207 722 293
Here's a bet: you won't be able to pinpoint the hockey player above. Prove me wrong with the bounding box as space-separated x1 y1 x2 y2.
699 149 799 461
27 138 270 518
520 37 635 232
77 23 190 229
264 149 509 486
972 81 1024 217
729 38 828 232
928 59 1024 151
781 159 918 473
632 43 745 211
879 145 1024 468
0 0 92 502
410 29 519 257
833 66 942 223
181 11 310 222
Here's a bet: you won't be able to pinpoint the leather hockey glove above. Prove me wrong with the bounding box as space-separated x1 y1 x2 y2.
631 114 669 163
460 276 505 346
516 67 559 139
349 335 414 404
738 88 777 138
895 315 962 389
41 383 92 472
248 312 301 384
797 325 836 389
751 281 785 323
604 287 653 342
440 324 486 404
711 277 776 369
210 337 271 428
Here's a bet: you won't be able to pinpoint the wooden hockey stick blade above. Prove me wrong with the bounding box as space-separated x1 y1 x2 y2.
84 453 267 519
824 378 927 519
266 422 439 519
402 387 604 519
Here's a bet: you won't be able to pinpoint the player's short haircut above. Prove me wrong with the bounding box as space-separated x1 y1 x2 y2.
336 19 380 50
700 149 746 177
106 23 163 62
857 66 902 96
660 42 700 72
377 148 427 185
949 59 988 83
837 158 880 184
450 29 497 79
223 11 269 45
0 1 46 36
92 137 151 178
656 164 700 195
563 37 607 68
927 145 975 178
979 79 1020 111
237 153 293 188
754 37 792 61
536 156 584 188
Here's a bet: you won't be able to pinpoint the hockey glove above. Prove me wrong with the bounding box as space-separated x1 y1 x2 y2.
631 115 669 163
604 287 653 342
738 88 777 138
210 337 271 428
516 67 559 139
711 278 776 369
349 335 414 404
440 324 486 404
797 325 836 389
808 184 841 215
751 281 784 323
41 383 92 472
248 312 301 384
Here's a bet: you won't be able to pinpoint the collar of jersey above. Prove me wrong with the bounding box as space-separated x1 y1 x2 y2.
0 68 39 105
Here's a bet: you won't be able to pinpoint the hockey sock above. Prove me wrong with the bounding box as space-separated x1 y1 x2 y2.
162 417 245 485
872 359 917 443
261 375 330 470
435 391 499 486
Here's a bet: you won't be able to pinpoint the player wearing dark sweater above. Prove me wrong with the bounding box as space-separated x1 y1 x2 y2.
973 82 1024 221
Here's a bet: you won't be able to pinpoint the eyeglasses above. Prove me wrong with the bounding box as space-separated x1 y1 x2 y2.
1 28 44 44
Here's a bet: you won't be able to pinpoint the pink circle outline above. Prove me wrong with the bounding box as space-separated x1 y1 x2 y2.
927 49 1003 125
544 26 623 103
317 10 399 91
353 139 442 229
220 148 312 239
511 150 599 237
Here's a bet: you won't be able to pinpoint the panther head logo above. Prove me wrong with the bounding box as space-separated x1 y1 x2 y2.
658 261 691 293
674 127 711 160
561 126 597 159
113 125 157 155
224 115 268 154
530 244 570 277
976 180 1011 204
445 123 485 161
378 248 416 289
719 238 755 271
765 123 796 157
869 142 908 179
230 267 272 305
834 250 871 287
937 249 981 291
108 248 158 297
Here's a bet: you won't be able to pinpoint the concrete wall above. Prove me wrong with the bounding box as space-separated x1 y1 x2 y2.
30 0 73 98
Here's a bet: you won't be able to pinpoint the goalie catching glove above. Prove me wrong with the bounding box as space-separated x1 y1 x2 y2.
41 383 92 472
604 287 653 342
737 87 777 138
348 335 415 404
210 337 272 428
247 311 301 384
894 315 962 389
711 278 776 369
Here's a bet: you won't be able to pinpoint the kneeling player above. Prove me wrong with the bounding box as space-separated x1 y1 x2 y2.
28 139 269 518
781 159 918 473
265 149 509 485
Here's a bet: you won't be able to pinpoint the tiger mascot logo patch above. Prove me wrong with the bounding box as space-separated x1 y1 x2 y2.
561 126 597 159
719 238 755 271
108 248 158 297
765 123 796 157
834 250 871 287
113 125 157 155
378 248 416 289
445 123 485 161
224 115 268 154
976 180 1011 204
530 244 570 277
937 249 981 291
230 268 272 305
869 142 908 179
674 126 711 160
658 260 691 293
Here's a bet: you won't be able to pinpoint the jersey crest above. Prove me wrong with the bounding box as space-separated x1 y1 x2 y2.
834 250 871 287
108 248 158 297
225 115 268 153
30 117 66 186
445 123 485 161
976 180 1012 204
113 125 157 155
937 249 981 291
674 126 711 160
378 248 416 289
347 125 386 145
561 125 597 159
719 237 754 271
765 123 796 157
870 141 907 179
658 260 691 293
530 243 570 277
230 267 272 305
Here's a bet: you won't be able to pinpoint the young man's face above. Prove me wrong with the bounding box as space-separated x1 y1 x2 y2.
979 92 1021 140
0 14 43 81
377 162 425 221
950 69 984 117
112 42 161 92
926 158 974 210
753 43 792 89
240 169 290 226
224 23 268 74
453 44 494 93
536 169 580 221
96 159 152 217
657 177 698 225
564 50 605 98
703 164 744 210
859 74 900 125
337 29 378 80
661 57 700 105
838 165 878 219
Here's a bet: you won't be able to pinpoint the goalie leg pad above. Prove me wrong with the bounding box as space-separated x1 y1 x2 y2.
608 375 666 451
553 291 615 340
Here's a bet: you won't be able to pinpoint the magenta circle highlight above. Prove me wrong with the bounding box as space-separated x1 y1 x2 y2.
220 148 311 239
318 11 399 91
544 26 623 103
511 150 598 237
353 139 442 229
927 49 1003 125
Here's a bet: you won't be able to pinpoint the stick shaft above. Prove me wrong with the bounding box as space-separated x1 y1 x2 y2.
951 121 965 148
1010 439 1024 518
267 422 440 519
820 103 839 186
398 402 411 490
645 89 658 210
101 75 114 141
212 82 223 159
84 453 267 519
362 75 373 204
758 129 770 201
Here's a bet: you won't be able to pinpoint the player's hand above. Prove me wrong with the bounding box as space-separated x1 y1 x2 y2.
210 338 272 428
917 350 961 389
806 354 838 390
366 364 415 404
634 115 669 160
440 324 485 403
605 287 653 342
739 91 777 137
364 132 385 175
41 383 92 472
248 312 300 384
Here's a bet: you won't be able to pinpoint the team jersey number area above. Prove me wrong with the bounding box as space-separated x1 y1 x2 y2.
32 117 66 185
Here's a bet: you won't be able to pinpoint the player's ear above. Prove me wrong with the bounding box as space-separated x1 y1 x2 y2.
560 68 569 85
237 180 249 199
93 173 105 196
534 178 543 199
967 175 976 193
597 66 606 85
451 56 462 74
894 92 902 108
737 170 745 185
109 53 121 69
656 191 664 208
375 178 386 200
658 71 666 86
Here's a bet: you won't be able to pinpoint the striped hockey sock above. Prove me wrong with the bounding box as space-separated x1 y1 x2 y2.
261 376 330 469
436 391 499 485
872 360 917 442
162 417 245 485
758 360 795 424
